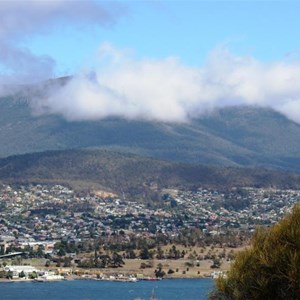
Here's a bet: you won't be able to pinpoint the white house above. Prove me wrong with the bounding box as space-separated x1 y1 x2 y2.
4 265 38 278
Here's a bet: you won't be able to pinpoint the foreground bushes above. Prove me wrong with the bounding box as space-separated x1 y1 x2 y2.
210 205 300 299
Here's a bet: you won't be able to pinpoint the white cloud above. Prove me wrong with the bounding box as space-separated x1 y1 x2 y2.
0 0 122 40
33 44 300 124
1 1 300 124
0 0 125 93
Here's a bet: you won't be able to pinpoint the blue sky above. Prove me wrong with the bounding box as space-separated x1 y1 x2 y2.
2 0 300 124
24 0 300 74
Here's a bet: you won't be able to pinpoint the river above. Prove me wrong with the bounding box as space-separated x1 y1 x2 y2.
0 278 214 300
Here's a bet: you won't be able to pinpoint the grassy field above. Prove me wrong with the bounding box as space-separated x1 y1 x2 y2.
23 246 243 279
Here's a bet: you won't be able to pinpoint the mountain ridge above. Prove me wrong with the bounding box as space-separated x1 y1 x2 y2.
1 148 300 200
1 92 300 172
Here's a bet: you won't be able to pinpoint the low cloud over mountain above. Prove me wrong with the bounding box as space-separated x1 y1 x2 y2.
30 44 300 124
1 1 300 124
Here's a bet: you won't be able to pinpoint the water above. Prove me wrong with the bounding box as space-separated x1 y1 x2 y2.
0 279 213 300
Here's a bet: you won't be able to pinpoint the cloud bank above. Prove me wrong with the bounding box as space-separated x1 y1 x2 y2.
0 0 125 93
1 1 300 124
33 44 300 124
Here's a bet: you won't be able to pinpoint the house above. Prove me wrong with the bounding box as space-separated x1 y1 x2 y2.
4 265 38 278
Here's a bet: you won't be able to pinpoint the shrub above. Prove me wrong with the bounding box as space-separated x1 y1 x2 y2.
155 268 165 278
209 205 300 299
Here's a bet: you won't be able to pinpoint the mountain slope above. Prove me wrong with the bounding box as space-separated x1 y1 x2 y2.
0 149 299 199
1 95 300 171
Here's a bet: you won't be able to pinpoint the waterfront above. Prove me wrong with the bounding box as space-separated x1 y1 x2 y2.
0 278 213 300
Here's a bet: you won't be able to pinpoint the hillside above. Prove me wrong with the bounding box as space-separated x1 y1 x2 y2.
1 93 300 172
0 149 299 200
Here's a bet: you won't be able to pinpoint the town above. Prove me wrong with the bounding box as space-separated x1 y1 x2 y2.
0 183 300 280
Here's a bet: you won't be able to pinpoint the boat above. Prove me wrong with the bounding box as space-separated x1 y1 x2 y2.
114 276 138 282
143 277 161 281
34 274 64 282
98 275 138 282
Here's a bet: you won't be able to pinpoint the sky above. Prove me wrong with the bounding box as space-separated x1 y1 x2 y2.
1 0 300 123
25 0 300 72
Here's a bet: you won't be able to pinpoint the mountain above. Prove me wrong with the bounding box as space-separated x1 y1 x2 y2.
1 92 300 172
0 149 299 200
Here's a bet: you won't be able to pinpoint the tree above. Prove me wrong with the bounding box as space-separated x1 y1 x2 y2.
45 260 51 267
0 269 7 279
63 257 72 267
140 247 151 260
155 267 165 278
57 248 66 257
157 263 163 269
36 245 45 257
124 249 136 259
30 271 38 279
167 245 181 259
210 258 221 269
6 271 13 279
156 246 164 259
110 252 124 268
100 255 111 268
56 259 62 267
209 205 300 299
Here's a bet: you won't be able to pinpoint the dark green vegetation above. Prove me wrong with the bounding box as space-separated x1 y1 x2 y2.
210 205 300 300
0 149 300 199
1 93 300 172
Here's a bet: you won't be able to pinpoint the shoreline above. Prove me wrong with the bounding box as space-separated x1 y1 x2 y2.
0 276 214 283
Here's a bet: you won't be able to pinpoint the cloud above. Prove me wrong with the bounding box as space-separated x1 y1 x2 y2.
32 44 300 124
0 43 55 86
0 0 123 40
1 1 300 124
0 0 126 94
